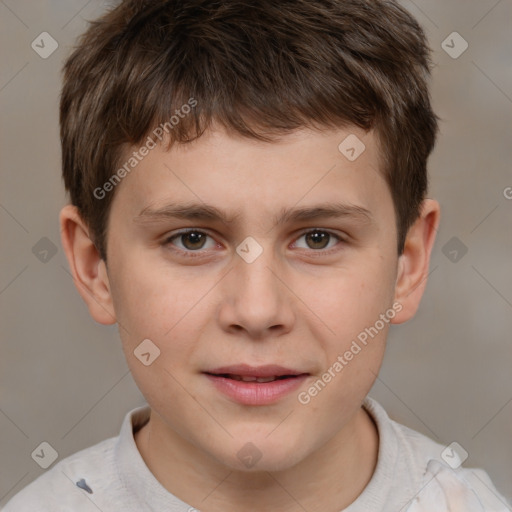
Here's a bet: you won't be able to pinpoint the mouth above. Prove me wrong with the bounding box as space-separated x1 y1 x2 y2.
202 364 310 405
204 373 305 383
203 363 309 381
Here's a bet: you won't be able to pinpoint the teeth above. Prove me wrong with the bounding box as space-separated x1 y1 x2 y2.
228 374 280 383
255 376 278 383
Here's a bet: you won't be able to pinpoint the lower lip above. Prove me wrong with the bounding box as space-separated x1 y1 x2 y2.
204 374 309 405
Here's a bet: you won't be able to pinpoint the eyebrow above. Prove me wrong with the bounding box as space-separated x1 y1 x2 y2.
133 201 374 226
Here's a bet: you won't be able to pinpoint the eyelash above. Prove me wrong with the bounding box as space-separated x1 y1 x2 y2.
163 228 346 258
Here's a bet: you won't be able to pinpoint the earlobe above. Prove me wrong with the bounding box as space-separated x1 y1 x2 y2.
59 204 117 325
391 199 441 324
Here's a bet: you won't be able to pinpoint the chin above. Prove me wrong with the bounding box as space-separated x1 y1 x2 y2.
211 439 308 473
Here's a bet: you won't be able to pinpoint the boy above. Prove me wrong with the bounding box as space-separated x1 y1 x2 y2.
3 0 510 510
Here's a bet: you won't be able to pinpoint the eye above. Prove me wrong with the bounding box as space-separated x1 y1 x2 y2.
293 229 344 252
163 228 345 258
164 229 217 255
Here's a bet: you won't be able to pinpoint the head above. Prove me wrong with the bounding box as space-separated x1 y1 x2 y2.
60 0 440 473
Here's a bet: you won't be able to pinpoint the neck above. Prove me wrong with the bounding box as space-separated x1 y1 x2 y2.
134 406 379 512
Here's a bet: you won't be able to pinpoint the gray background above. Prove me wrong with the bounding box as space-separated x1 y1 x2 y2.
1 0 511 507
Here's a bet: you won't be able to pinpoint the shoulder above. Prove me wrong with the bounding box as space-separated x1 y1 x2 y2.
2 436 118 512
362 397 510 511
383 405 510 511
404 458 511 511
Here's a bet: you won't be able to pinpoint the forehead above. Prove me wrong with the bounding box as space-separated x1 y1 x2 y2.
110 125 393 229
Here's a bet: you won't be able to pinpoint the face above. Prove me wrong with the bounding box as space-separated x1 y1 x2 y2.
101 125 401 471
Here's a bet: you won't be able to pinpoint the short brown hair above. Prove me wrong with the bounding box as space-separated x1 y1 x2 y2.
60 0 439 260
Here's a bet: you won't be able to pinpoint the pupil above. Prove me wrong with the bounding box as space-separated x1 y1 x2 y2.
184 232 204 249
307 231 328 249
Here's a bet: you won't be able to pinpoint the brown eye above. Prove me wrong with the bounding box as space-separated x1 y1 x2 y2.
294 229 342 251
179 231 207 250
165 230 215 253
304 230 330 249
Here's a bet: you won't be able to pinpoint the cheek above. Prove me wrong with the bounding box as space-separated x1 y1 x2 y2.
311 258 395 332
302 294 390 414
109 253 200 335
109 259 219 381
110 265 207 407
304 256 395 385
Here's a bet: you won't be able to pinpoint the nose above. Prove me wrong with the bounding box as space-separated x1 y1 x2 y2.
216 242 295 339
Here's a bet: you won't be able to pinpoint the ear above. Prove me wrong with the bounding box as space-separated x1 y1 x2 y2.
391 199 441 324
59 204 116 325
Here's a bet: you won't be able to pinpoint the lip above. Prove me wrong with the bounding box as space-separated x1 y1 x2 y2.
204 374 309 405
204 364 306 378
203 364 309 405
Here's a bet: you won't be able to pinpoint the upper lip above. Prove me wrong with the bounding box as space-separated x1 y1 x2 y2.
204 364 309 378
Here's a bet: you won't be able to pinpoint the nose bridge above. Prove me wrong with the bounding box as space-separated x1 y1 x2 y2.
218 236 293 334
234 237 282 304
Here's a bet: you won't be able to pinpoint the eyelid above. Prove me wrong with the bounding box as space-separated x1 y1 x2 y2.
163 227 346 257
291 228 346 254
164 228 219 257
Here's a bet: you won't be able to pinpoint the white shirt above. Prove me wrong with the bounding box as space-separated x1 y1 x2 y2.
2 397 510 511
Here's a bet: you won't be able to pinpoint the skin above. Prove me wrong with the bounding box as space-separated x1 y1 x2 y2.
60 124 440 512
